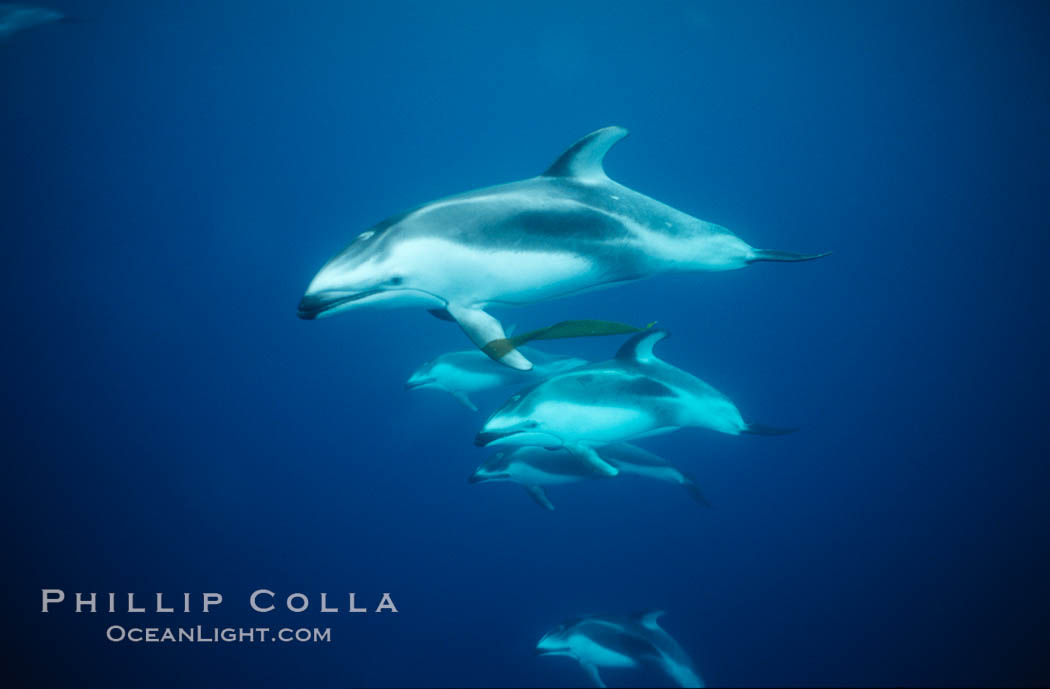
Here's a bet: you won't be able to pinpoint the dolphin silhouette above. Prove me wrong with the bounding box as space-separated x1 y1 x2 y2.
0 3 70 42
468 443 707 510
298 127 828 370
537 610 704 688
475 329 794 476
406 345 586 411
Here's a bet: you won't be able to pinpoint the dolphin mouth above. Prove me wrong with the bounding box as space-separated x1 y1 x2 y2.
534 647 568 657
467 472 483 484
297 290 383 320
474 430 520 447
404 380 428 391
475 429 563 448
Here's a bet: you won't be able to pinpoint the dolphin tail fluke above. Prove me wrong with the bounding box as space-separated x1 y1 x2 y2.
525 485 555 511
749 249 831 263
743 423 799 436
680 474 711 507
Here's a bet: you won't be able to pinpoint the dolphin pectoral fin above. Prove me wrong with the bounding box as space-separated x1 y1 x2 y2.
449 391 478 412
580 662 607 689
427 308 456 322
748 249 832 263
681 474 712 507
568 446 620 477
544 126 629 182
525 485 555 511
445 303 533 371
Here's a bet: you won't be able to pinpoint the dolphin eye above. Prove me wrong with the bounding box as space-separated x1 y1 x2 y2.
525 421 539 428
388 276 404 285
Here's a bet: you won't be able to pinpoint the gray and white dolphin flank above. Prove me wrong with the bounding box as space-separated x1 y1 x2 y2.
298 126 828 370
536 610 703 688
0 3 67 41
475 329 793 476
468 443 707 510
406 346 586 411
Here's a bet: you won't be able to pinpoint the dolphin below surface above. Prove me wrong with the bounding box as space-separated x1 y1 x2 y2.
537 611 704 688
298 126 828 370
475 329 794 476
468 443 708 510
405 345 586 411
0 3 67 41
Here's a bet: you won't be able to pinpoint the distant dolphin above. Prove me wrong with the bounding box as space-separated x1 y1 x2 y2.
537 611 704 688
298 126 828 370
475 329 793 476
468 443 707 510
0 3 69 41
406 345 586 411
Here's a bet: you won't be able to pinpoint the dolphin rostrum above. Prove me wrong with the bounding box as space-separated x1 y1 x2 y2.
475 329 793 476
468 443 708 510
406 345 586 411
536 611 704 688
0 3 69 41
298 126 828 370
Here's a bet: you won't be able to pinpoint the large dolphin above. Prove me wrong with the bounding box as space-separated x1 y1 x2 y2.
536 611 703 688
468 443 707 510
298 126 828 370
475 329 793 476
406 345 586 411
0 3 67 41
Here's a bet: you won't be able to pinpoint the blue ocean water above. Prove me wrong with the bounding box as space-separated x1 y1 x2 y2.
4 1 1049 686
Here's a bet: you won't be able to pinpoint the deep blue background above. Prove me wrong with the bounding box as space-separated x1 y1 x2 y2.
4 1 1049 686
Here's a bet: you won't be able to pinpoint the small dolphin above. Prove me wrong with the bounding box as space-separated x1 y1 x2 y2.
0 3 68 41
475 329 793 476
468 443 707 510
536 611 704 688
298 126 828 370
406 345 586 411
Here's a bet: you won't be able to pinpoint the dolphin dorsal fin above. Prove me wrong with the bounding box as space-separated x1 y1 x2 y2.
635 609 666 630
615 329 669 364
543 126 629 181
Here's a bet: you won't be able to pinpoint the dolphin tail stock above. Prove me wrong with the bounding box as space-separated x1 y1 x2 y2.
525 485 555 511
748 249 832 263
743 423 799 436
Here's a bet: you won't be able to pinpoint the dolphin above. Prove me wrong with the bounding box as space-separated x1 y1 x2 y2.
468 443 708 510
536 611 704 688
298 126 828 370
0 3 69 41
405 345 586 411
475 329 793 476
